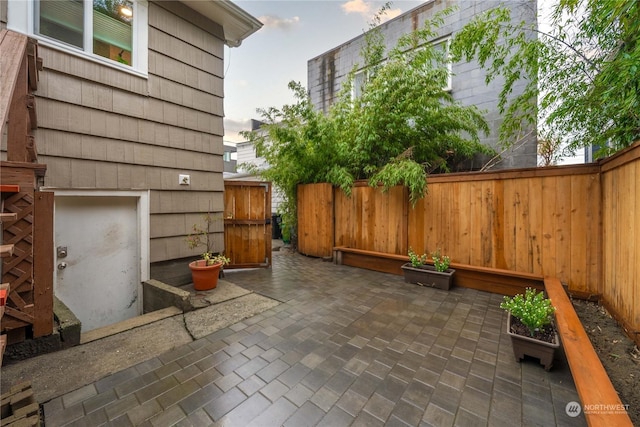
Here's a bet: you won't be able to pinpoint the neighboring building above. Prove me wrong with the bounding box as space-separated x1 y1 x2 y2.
226 119 283 215
1 0 261 329
223 142 237 173
307 0 538 169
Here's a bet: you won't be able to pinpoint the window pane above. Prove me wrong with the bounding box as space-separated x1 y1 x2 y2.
93 0 133 66
38 0 84 49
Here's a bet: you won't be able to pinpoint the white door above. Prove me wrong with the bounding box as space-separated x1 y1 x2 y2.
54 196 141 332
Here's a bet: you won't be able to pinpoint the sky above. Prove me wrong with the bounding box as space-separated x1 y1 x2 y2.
222 0 425 143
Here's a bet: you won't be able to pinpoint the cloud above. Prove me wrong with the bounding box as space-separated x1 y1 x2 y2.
341 0 402 22
341 0 371 15
259 15 300 30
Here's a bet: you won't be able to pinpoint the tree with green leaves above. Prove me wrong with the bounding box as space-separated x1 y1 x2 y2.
451 0 640 159
242 6 492 245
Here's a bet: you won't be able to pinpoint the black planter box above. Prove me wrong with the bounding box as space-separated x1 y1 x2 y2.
507 312 560 371
401 263 455 290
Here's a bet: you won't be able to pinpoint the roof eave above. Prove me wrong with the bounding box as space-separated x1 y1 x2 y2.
179 0 262 47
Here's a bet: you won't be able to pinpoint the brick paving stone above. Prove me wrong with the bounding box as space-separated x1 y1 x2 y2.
279 363 312 388
238 375 267 397
202 387 246 421
246 397 297 427
96 366 141 393
177 408 213 426
45 252 584 426
43 402 85 426
62 384 97 408
260 379 289 402
459 386 491 420
429 383 462 415
215 371 243 392
66 408 108 427
135 376 179 404
124 399 162 425
114 371 159 399
216 392 271 426
104 393 140 421
156 379 200 409
82 389 118 415
256 358 290 383
422 402 455 427
241 344 264 360
148 404 185 426
317 406 354 427
374 374 407 403
152 361 181 380
351 409 385 427
283 401 325 427
310 386 341 412
215 353 249 376
401 380 434 410
173 363 202 384
363 392 395 422
177 383 223 414
284 383 314 407
389 399 424 426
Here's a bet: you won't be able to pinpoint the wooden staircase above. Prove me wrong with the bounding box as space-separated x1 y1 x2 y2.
1 29 53 368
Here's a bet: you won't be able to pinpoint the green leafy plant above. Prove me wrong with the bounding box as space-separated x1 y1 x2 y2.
431 249 450 272
241 5 493 241
185 212 229 266
500 288 556 337
451 0 640 159
408 248 427 267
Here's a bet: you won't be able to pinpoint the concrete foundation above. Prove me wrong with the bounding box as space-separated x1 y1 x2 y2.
2 297 81 365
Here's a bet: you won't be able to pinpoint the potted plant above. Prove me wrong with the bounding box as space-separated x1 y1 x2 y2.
500 288 559 371
401 248 455 290
185 212 230 291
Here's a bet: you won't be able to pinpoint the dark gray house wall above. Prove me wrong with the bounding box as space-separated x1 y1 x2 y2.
307 0 538 169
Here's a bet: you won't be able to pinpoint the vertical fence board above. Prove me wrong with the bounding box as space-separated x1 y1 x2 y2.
528 177 543 274
33 190 53 337
297 183 333 258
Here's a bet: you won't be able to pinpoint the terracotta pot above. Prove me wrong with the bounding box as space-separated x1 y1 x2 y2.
401 263 455 290
188 260 223 291
507 312 560 371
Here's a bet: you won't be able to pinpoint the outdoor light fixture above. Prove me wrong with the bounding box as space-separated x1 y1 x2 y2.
120 6 133 17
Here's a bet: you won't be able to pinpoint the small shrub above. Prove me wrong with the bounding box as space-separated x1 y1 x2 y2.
500 288 555 337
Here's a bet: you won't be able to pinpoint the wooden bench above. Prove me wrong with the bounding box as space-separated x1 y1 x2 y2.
544 277 632 426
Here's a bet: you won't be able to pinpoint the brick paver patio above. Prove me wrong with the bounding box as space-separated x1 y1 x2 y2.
43 251 586 426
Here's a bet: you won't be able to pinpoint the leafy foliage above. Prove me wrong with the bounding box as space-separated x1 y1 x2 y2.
451 0 640 159
431 249 451 272
500 288 556 337
185 212 228 265
242 6 492 243
408 248 427 267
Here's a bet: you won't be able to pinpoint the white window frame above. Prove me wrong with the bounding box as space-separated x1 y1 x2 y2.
7 0 148 77
430 36 452 92
351 68 368 101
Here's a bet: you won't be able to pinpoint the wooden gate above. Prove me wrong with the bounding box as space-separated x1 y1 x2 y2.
223 181 272 268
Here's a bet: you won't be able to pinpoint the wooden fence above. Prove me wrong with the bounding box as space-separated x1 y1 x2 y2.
298 141 640 346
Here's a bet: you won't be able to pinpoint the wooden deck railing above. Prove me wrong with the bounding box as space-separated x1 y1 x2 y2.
1 30 53 351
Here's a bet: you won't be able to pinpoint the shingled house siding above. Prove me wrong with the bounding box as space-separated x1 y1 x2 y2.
307 0 538 169
23 1 226 264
